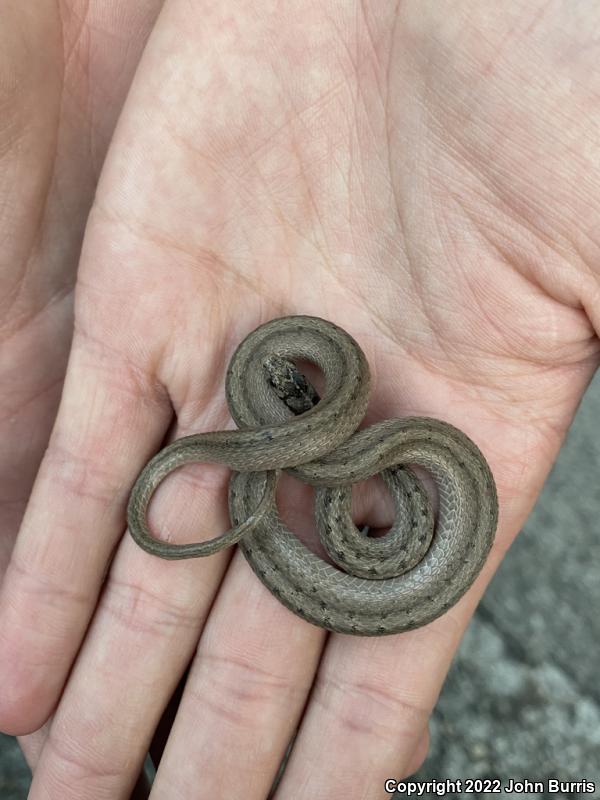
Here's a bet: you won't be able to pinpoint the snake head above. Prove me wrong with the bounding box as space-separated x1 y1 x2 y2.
262 355 320 415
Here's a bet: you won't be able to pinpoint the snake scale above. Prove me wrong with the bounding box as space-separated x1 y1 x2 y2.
127 315 498 635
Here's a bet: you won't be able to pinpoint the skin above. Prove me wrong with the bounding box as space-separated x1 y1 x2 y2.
1 1 600 798
0 0 162 786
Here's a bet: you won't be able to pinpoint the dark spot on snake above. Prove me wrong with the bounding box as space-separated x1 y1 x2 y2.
351 625 358 633
320 602 327 610
377 626 385 634
311 586 317 593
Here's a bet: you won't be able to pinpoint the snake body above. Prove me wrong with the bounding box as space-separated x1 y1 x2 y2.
127 315 498 635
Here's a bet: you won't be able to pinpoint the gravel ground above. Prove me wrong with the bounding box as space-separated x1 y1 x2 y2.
415 370 600 798
2 373 599 799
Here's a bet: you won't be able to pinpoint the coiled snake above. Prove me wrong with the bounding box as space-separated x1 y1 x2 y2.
127 315 498 635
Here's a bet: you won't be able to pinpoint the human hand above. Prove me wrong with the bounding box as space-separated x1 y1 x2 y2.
0 0 161 779
1 2 600 798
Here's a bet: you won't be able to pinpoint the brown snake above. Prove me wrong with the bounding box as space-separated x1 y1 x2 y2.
127 315 498 635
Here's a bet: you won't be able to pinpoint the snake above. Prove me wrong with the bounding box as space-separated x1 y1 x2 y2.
127 315 498 636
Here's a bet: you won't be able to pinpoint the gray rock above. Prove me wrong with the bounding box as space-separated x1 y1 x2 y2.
0 734 30 799
416 371 600 796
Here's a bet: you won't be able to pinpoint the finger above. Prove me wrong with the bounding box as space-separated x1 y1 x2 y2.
145 468 429 799
0 334 171 735
18 721 153 799
18 722 51 771
140 479 391 790
405 727 430 777
13 471 425 793
273 560 503 800
25 412 241 799
147 475 326 799
148 561 322 800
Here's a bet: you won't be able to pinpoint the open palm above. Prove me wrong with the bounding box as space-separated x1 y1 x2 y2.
1 2 599 798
